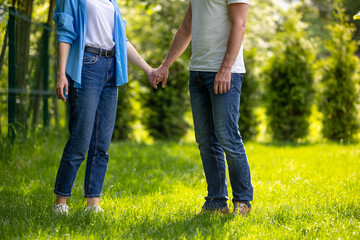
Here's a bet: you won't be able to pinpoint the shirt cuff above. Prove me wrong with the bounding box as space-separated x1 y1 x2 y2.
57 36 73 45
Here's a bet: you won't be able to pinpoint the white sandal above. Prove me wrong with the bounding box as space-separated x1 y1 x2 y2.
52 203 70 215
85 205 104 213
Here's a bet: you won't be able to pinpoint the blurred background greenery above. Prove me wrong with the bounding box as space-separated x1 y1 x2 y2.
0 0 359 151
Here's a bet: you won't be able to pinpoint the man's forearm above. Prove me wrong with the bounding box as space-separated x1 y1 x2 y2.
162 27 192 68
219 3 248 73
162 5 192 68
220 23 246 72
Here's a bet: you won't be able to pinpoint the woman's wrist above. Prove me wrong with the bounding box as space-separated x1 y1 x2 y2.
144 66 153 76
57 71 66 79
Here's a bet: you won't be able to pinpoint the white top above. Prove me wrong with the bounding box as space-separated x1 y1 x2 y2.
189 0 249 73
86 0 115 50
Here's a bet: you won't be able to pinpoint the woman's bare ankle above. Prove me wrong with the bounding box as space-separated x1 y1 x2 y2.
86 197 99 207
55 196 67 205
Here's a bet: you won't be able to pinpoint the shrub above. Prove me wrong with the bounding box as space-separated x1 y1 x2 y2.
264 12 315 141
141 60 190 141
239 48 259 141
320 8 359 142
113 84 134 141
129 1 191 141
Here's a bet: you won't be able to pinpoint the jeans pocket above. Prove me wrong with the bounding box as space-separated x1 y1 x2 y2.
83 52 99 65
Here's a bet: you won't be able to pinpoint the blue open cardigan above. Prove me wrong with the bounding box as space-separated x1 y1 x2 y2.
53 0 128 88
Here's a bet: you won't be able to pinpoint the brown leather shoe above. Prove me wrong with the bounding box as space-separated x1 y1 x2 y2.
197 205 230 215
233 202 251 216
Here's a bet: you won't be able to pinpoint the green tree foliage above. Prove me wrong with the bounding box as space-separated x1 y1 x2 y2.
112 85 134 141
310 0 360 41
125 1 191 141
237 0 281 141
239 48 259 141
142 61 190 141
265 12 315 141
320 9 359 142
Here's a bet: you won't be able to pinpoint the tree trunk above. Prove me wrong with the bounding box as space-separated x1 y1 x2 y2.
53 30 58 126
14 0 34 136
0 28 8 79
31 0 56 127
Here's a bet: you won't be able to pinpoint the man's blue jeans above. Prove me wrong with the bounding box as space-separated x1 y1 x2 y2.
54 52 118 198
189 71 253 210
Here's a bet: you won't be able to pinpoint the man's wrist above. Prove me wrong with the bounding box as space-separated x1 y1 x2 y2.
219 64 232 74
161 60 171 70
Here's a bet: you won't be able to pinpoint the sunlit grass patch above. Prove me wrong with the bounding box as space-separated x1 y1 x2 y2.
0 132 359 239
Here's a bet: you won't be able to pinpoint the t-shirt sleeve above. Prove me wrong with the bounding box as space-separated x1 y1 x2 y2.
227 0 249 5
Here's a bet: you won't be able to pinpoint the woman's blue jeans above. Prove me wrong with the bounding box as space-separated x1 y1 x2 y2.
54 52 118 198
189 71 253 210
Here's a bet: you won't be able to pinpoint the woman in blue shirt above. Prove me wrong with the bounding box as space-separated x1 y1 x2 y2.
52 0 157 214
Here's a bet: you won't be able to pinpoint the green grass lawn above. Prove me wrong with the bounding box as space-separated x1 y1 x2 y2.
0 132 359 239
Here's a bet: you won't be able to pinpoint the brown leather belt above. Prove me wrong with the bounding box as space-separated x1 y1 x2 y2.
84 46 115 58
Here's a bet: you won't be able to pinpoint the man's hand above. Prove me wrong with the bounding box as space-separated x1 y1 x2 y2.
214 68 231 95
56 73 68 102
148 64 169 89
155 64 169 88
214 3 248 95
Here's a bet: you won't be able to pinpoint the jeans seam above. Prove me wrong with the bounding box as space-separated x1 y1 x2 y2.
54 86 77 194
105 57 111 84
212 139 223 204
208 82 223 202
87 108 99 196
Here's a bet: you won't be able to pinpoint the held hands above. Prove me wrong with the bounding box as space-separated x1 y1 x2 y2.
214 67 231 95
56 73 68 102
147 64 169 89
147 64 231 94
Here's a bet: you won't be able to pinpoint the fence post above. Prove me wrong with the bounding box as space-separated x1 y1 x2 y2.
8 7 16 142
42 23 50 127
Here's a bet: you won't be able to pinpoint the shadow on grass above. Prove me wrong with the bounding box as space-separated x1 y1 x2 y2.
261 140 360 148
119 213 239 239
104 141 203 196
0 141 210 238
0 186 239 239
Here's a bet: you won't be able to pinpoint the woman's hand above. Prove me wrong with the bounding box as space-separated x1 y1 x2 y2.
153 64 169 89
147 67 166 89
56 42 71 102
56 73 68 102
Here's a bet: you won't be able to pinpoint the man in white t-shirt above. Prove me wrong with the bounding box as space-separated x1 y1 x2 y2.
150 0 253 215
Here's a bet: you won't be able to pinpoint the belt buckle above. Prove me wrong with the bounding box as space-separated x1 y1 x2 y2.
104 50 111 58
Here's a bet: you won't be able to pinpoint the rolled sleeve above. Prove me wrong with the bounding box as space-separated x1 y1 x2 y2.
53 12 78 45
53 0 78 45
227 0 249 4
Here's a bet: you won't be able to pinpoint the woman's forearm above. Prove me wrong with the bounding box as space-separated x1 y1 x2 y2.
127 41 152 75
57 42 71 77
56 42 71 101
